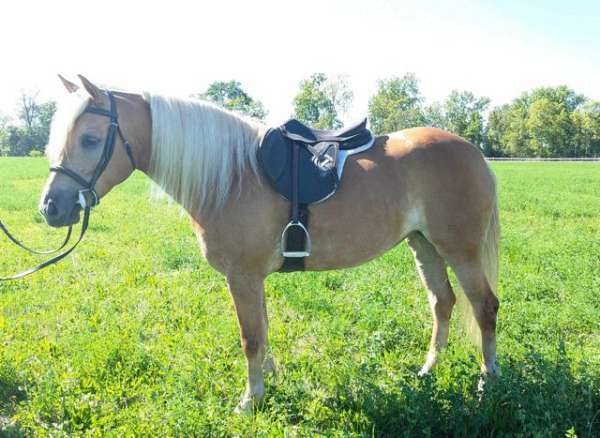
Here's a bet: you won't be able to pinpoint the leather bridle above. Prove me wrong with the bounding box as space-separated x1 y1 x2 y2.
0 90 135 281
51 90 136 209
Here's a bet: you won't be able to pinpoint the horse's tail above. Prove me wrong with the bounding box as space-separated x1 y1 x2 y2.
482 181 500 295
459 174 500 341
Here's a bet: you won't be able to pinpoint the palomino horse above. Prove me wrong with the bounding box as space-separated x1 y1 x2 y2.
40 75 500 412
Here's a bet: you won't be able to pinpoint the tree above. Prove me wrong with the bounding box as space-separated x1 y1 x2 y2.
424 90 490 150
424 102 446 130
442 91 490 148
524 87 585 157
368 73 426 134
292 73 353 129
573 101 600 157
0 114 10 156
197 80 267 121
34 101 57 149
487 86 590 157
17 90 40 131
2 91 57 156
486 105 511 157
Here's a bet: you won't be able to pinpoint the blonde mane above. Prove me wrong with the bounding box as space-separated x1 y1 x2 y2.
144 94 264 214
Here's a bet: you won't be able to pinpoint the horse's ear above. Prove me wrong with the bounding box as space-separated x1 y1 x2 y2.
77 74 102 102
58 74 79 93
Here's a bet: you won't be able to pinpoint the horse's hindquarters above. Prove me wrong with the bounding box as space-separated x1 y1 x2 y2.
302 129 497 272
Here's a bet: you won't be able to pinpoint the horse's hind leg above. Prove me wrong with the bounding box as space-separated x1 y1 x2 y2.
450 259 500 377
262 298 276 375
407 232 456 376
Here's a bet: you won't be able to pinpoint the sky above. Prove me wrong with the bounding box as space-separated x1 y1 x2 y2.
1 0 599 125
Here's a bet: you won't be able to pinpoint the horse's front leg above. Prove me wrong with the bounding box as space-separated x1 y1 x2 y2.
227 273 269 413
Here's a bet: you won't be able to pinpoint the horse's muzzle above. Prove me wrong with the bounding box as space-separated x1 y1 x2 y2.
40 190 81 227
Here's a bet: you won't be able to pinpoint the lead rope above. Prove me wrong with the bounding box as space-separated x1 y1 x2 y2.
0 220 73 255
0 207 90 281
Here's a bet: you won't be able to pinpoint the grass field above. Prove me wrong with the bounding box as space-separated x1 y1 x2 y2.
0 158 598 437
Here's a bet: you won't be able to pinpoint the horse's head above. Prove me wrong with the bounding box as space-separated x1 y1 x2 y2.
40 75 149 227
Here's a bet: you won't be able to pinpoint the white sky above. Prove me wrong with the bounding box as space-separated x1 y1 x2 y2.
1 0 599 125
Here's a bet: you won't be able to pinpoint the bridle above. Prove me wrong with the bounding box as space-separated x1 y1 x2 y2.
0 90 135 281
51 90 136 209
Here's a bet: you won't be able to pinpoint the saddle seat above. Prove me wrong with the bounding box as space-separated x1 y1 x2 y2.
258 118 374 272
280 118 372 149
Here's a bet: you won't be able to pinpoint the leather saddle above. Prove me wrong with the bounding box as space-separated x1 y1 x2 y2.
258 118 374 272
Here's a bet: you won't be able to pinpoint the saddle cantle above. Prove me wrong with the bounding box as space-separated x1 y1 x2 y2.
258 118 374 272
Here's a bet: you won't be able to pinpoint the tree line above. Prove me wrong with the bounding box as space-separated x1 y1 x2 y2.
0 91 56 157
1 73 599 157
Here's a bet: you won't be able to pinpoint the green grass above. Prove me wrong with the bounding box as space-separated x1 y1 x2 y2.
0 158 598 437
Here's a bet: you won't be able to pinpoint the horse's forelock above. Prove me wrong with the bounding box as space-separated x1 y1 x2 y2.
45 92 90 163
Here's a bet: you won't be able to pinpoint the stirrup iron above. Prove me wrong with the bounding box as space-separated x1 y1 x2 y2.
281 221 311 257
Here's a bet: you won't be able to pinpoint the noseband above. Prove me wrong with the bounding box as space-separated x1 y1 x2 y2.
1 90 135 281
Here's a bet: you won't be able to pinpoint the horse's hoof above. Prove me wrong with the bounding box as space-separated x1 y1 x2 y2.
234 397 254 415
417 367 431 377
477 363 501 393
418 352 437 377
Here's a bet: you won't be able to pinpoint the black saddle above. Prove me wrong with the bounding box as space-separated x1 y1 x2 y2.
258 118 373 272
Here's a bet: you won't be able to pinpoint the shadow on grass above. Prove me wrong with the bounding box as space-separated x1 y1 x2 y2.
330 347 599 437
271 347 600 437
0 363 26 437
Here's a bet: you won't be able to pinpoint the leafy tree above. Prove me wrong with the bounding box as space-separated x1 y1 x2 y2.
524 87 585 157
486 104 511 157
424 90 490 149
572 101 600 157
368 73 426 134
198 80 267 120
424 102 446 130
292 73 353 129
442 91 490 148
501 94 532 156
0 114 10 156
487 86 591 157
1 92 56 156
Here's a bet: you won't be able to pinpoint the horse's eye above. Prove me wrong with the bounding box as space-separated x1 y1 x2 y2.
81 134 101 149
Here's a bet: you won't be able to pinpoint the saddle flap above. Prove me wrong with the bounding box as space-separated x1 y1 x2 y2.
258 128 290 184
258 128 339 205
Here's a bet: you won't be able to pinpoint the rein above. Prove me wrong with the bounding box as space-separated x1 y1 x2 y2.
0 90 135 281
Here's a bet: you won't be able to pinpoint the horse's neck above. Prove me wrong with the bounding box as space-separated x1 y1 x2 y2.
124 93 153 174
141 113 266 226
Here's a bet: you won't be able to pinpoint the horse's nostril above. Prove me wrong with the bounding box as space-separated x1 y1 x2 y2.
45 199 58 218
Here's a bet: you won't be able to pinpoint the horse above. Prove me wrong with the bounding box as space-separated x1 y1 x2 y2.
40 75 500 412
